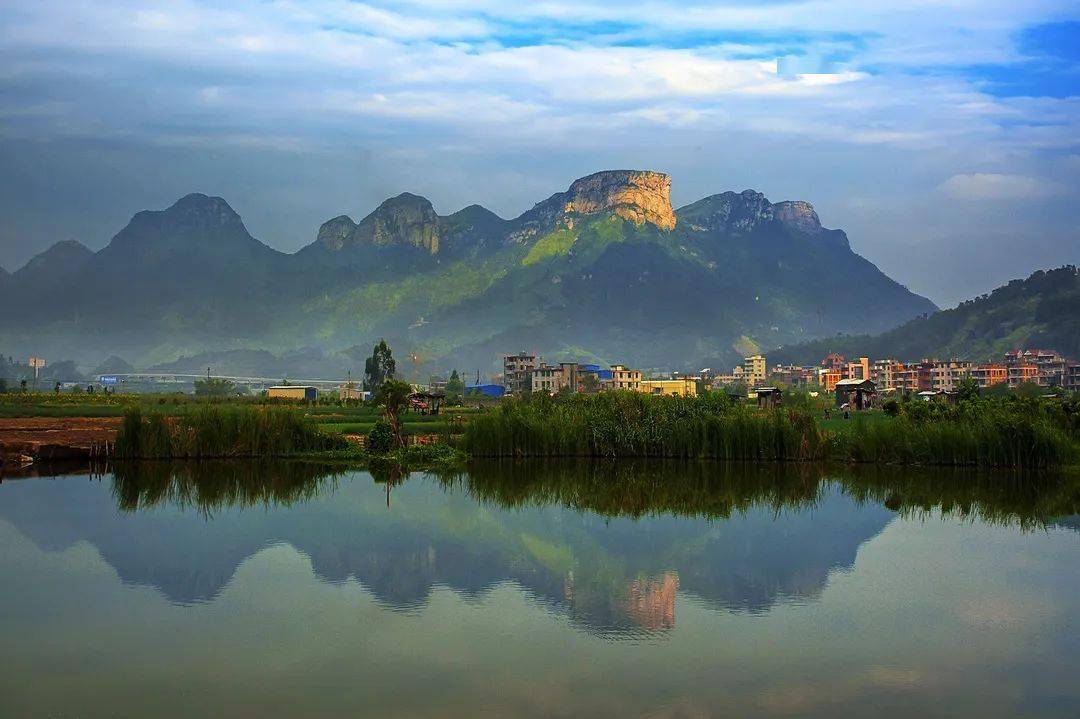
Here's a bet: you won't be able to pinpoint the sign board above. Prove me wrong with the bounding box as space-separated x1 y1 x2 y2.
28 357 46 369
99 375 119 385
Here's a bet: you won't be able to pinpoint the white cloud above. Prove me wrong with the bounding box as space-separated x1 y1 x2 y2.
939 173 1068 200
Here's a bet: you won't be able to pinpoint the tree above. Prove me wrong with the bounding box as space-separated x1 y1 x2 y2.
956 377 980 402
194 377 236 397
363 339 396 391
579 373 600 393
445 370 465 403
373 379 413 448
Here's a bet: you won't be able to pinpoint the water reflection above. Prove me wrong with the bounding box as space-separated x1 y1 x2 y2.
0 461 1077 638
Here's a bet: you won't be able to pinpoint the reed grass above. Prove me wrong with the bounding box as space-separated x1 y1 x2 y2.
462 391 1079 468
114 405 348 459
463 391 828 461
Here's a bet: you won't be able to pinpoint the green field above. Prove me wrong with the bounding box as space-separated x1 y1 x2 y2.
0 393 479 436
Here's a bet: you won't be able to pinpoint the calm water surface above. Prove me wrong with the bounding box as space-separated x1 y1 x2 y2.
1 462 1078 718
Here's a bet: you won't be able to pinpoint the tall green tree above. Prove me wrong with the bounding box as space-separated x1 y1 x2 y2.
373 379 413 448
364 339 396 391
445 369 465 403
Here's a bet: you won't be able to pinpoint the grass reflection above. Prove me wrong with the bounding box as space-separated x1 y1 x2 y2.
111 461 344 515
107 459 1080 530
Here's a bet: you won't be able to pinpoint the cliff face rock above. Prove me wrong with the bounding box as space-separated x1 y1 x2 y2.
521 170 677 233
774 200 822 234
351 193 441 254
563 170 677 230
316 215 358 251
678 191 830 238
677 190 774 234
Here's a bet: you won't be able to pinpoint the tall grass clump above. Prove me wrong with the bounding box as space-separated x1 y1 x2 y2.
115 405 348 459
462 391 828 461
834 396 1078 469
462 391 1079 468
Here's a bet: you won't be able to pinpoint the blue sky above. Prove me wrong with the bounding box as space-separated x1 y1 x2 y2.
0 0 1077 305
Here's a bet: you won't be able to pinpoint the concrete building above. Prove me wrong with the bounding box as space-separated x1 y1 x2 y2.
742 355 766 387
769 365 814 387
503 352 537 395
821 352 846 372
844 357 871 381
871 359 904 391
1008 364 1039 388
712 366 746 387
530 363 563 394
639 377 698 397
818 368 843 392
607 364 642 391
339 384 368 401
1005 349 1069 387
267 385 317 401
929 361 973 393
970 364 1007 389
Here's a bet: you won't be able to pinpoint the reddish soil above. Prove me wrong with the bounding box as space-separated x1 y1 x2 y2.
0 417 121 463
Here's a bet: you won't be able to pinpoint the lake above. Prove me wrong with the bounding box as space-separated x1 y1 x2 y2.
1 461 1078 718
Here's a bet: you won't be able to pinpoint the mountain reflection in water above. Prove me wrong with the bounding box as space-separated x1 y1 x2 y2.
1 461 1077 639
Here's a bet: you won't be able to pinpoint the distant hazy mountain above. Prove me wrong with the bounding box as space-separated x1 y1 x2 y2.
772 266 1080 365
0 170 935 372
3 239 94 295
92 355 135 376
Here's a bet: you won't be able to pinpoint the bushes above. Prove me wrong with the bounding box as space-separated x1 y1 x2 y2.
366 419 395 455
115 405 347 459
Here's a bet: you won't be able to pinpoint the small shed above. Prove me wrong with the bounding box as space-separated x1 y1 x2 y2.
268 385 318 401
835 378 876 410
753 387 783 409
409 390 446 415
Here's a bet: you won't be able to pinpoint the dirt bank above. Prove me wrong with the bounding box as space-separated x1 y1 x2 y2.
0 417 120 465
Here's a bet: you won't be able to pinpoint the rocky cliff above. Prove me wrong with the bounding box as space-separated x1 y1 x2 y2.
519 170 677 235
774 200 822 234
678 191 829 237
562 170 676 230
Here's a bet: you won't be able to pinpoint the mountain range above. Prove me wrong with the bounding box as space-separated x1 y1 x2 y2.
772 266 1080 366
0 170 936 374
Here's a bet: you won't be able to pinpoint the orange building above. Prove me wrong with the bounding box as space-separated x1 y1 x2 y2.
1008 364 1038 387
819 368 843 392
970 364 1007 388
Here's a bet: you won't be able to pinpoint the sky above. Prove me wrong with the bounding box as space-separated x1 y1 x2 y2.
0 0 1077 306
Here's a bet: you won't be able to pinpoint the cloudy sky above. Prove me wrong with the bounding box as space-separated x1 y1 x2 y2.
1 0 1077 305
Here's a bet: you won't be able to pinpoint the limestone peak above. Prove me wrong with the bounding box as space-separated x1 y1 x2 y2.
563 170 677 230
774 200 822 234
522 170 677 232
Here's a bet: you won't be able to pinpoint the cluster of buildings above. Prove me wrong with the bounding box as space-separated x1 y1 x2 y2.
766 348 1080 395
503 353 699 397
495 347 1079 402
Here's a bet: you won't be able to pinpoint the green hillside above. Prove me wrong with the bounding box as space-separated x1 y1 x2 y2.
772 266 1080 365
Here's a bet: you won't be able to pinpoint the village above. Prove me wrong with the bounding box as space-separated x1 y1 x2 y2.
438 348 1080 409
